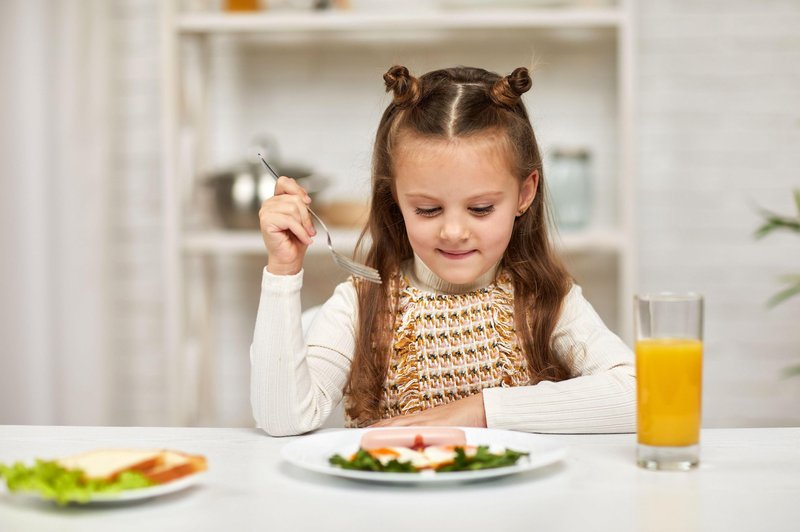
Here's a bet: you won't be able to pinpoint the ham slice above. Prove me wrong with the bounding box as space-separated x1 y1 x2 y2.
360 428 467 450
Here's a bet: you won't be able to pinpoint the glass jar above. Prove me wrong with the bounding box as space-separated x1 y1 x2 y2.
547 148 593 230
224 0 262 11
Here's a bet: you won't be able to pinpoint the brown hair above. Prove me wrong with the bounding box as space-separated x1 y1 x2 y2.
347 65 573 423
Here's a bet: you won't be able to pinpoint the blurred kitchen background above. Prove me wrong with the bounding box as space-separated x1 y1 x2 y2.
1 0 798 429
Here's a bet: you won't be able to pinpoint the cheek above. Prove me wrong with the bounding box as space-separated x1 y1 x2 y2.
485 228 512 249
403 217 432 247
398 207 426 245
479 214 516 247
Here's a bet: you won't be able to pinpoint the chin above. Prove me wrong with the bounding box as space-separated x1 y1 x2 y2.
432 265 484 286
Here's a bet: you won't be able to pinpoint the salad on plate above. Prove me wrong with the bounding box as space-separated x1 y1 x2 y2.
328 427 529 473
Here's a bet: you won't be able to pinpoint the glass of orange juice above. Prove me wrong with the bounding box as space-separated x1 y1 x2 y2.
635 293 703 470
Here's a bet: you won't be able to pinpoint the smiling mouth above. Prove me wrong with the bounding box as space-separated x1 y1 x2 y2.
438 249 476 260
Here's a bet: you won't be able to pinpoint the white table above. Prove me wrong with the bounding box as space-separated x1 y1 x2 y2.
0 426 798 532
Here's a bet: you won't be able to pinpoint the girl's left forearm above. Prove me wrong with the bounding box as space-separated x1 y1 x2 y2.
370 393 488 428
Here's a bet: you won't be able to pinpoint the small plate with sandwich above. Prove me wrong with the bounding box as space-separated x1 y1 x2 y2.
0 448 208 505
282 427 565 484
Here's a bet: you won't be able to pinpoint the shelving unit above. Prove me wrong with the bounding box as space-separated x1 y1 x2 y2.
161 1 636 425
176 8 625 33
182 227 627 255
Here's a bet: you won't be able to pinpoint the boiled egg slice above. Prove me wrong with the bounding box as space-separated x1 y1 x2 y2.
366 447 429 468
366 445 479 470
423 445 478 469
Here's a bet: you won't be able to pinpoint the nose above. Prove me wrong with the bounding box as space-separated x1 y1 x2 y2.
439 213 469 242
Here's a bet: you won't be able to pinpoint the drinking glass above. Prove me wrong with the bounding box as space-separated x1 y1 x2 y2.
635 293 704 470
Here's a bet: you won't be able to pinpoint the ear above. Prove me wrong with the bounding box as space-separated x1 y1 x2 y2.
516 169 538 215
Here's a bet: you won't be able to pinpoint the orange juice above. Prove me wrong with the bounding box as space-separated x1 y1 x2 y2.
636 338 703 447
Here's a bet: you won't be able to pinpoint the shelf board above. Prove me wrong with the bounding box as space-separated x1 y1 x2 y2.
182 228 625 255
555 227 628 253
182 229 364 255
176 8 625 34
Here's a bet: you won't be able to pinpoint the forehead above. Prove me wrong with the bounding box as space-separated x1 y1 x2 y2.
395 131 512 164
393 133 517 185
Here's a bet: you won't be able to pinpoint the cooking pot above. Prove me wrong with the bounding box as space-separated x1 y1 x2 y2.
204 161 328 231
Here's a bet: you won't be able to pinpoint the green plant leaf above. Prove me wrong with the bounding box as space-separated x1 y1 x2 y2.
754 221 777 239
782 364 800 378
793 189 800 215
767 281 800 308
754 189 800 378
754 211 800 239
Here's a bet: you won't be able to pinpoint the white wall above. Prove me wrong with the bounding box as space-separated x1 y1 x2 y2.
637 0 800 426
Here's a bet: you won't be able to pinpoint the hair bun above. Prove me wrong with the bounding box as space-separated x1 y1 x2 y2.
490 67 532 108
383 65 421 108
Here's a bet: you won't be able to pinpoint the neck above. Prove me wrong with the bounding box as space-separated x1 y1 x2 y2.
407 254 500 294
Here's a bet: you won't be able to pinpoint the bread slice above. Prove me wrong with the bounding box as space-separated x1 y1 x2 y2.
140 451 207 484
56 449 163 482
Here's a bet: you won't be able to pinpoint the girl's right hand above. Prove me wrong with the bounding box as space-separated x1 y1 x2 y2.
258 175 317 276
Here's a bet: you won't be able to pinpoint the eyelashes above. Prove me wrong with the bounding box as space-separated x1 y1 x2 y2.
470 206 495 216
413 206 495 217
414 207 440 217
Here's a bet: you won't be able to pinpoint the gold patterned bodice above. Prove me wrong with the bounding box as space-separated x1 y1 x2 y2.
345 270 530 427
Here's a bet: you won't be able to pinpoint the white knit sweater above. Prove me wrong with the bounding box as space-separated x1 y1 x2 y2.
250 259 636 436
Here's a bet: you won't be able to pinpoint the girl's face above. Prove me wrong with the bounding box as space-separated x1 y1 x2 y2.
393 134 536 285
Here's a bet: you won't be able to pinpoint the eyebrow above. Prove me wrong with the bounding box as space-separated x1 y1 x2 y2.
404 191 505 202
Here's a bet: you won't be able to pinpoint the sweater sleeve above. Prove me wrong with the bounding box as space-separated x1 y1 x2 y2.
249 268 357 436
481 284 637 434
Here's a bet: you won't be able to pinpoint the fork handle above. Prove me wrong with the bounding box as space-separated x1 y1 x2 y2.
306 207 330 235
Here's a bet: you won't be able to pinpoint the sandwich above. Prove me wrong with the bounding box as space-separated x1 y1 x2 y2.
138 450 208 484
56 448 207 484
0 448 207 505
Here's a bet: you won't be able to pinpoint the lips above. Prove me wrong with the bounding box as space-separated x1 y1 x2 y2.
438 249 476 260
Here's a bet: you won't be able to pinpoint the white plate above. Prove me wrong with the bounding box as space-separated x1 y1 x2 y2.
87 472 207 503
281 427 565 483
5 472 207 505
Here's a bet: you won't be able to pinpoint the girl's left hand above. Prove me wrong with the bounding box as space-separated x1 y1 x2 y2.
370 393 487 428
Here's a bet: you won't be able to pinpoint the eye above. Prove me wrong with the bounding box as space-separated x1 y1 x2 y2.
469 205 495 216
414 207 441 217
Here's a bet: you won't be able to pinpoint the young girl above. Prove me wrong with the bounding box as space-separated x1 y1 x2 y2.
251 65 635 436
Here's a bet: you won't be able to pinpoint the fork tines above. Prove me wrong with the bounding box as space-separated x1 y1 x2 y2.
333 254 382 284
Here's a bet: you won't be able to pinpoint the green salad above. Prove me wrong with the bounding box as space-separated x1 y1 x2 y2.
0 460 153 505
329 446 529 473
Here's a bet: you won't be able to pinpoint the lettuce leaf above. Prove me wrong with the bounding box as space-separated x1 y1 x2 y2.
0 459 153 505
435 446 529 472
329 449 417 473
329 446 529 473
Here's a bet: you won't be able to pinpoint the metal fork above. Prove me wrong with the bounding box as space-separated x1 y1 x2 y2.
258 154 382 284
